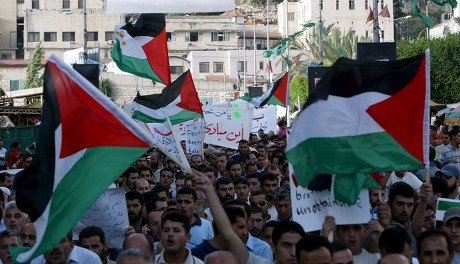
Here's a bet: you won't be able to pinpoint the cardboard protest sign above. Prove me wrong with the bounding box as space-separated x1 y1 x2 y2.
173 119 204 156
73 188 128 248
436 198 460 221
203 106 253 149
252 106 277 134
290 177 371 232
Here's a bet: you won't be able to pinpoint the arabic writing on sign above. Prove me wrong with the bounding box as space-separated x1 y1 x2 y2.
206 122 244 142
251 106 278 133
73 188 128 249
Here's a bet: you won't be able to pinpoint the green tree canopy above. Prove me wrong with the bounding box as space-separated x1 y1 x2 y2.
289 74 308 111
397 34 460 103
24 42 45 89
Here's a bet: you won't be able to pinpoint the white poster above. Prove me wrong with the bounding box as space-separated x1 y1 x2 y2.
290 176 371 232
145 120 191 172
73 188 129 249
173 119 204 156
252 106 277 134
203 106 253 149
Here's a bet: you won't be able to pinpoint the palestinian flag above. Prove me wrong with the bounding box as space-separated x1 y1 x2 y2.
11 55 154 263
242 72 289 107
111 13 171 85
132 70 203 125
286 50 430 204
436 198 460 221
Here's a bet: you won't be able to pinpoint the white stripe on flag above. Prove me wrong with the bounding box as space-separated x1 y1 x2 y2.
287 92 389 151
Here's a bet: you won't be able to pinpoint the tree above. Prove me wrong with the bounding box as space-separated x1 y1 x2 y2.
289 74 308 111
24 42 45 89
397 34 460 103
99 79 112 98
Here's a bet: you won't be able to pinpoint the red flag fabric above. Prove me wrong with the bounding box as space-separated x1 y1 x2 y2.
367 7 374 22
380 5 391 18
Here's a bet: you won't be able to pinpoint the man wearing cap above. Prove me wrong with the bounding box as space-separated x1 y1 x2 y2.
442 207 460 263
436 164 460 199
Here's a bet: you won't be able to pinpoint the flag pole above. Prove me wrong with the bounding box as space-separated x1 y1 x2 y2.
166 117 192 174
284 0 290 126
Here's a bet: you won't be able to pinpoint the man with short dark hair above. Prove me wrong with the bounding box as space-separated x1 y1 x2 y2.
126 191 146 232
191 155 204 169
441 206 460 262
156 210 204 264
176 187 213 247
271 221 305 264
273 187 292 222
248 206 265 238
247 173 262 193
215 177 235 203
295 235 332 263
214 153 228 179
79 226 114 264
122 167 139 192
249 191 270 221
417 229 453 264
0 173 12 189
233 177 250 203
436 164 460 199
0 230 20 264
261 173 279 220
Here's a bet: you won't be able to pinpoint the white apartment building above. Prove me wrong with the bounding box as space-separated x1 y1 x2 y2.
277 0 395 42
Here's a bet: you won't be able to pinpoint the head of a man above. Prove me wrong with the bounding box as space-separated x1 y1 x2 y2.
204 250 238 264
336 224 366 256
331 241 353 264
224 206 248 243
272 221 305 264
125 191 144 226
148 210 163 242
226 160 243 179
388 182 415 226
215 177 235 203
123 167 139 190
247 173 262 193
436 164 460 197
44 232 74 264
190 155 204 168
249 190 269 218
134 178 150 194
417 229 453 264
160 168 175 187
248 206 265 237
234 177 250 202
176 186 198 221
123 233 155 262
261 173 279 200
238 140 250 155
79 226 108 262
4 201 28 232
0 230 20 264
442 207 460 250
160 210 191 255
296 235 333 264
214 153 228 173
202 166 218 186
0 173 12 189
378 226 413 262
274 187 292 221
20 223 36 247
117 248 152 264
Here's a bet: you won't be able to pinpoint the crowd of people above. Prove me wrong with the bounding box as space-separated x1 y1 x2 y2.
0 122 459 264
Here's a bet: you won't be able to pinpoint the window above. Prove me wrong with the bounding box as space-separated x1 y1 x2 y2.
1 53 12 59
259 61 264 70
87 32 98 41
17 0 24 4
63 0 70 8
288 12 295 21
349 0 355 9
336 0 339 10
213 62 224 73
211 32 229 42
237 61 246 72
105 31 114 41
78 0 83 8
320 0 323 10
44 32 57 42
365 0 368 9
28 32 39 42
167 32 172 42
186 32 198 42
365 30 369 38
170 66 183 74
381 30 384 40
199 62 210 73
62 32 75 42
381 0 384 9
32 0 39 9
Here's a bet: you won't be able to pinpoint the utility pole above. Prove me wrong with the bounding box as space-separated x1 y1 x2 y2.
253 9 257 87
373 0 380 42
83 0 88 63
318 0 323 64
